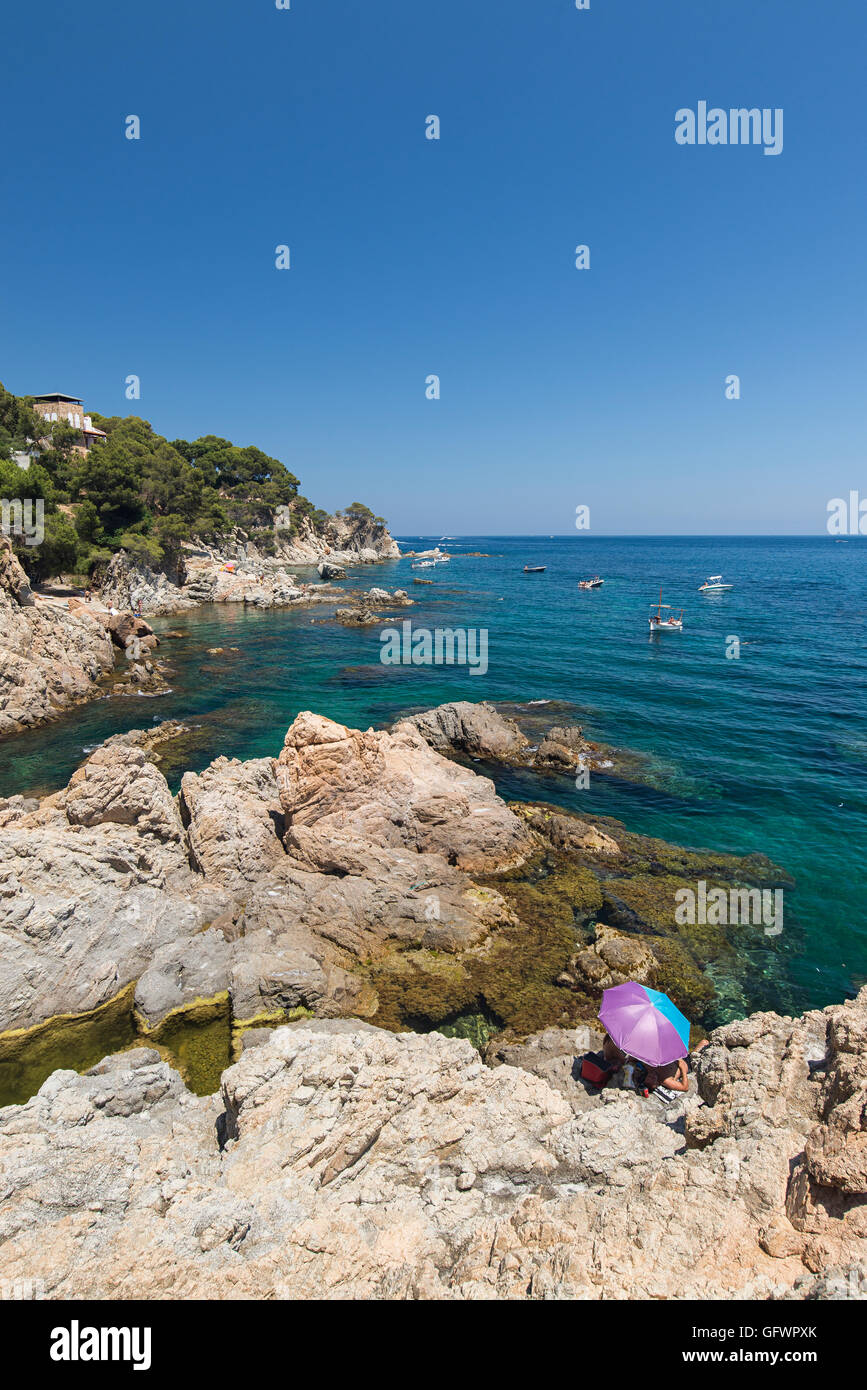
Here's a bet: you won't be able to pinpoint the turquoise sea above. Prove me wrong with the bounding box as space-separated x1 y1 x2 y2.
2 535 865 1019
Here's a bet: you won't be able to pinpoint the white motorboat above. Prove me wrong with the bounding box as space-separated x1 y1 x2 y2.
698 574 733 592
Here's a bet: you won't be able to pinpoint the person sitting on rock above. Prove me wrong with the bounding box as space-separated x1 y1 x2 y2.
644 1040 709 1102
601 1034 627 1069
643 1057 689 1100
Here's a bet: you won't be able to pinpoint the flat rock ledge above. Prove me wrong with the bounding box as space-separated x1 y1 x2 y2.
0 987 864 1300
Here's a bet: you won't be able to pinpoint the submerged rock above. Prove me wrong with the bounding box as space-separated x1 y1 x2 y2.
334 606 378 626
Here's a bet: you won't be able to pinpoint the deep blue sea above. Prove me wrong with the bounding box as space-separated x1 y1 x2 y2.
2 536 865 1017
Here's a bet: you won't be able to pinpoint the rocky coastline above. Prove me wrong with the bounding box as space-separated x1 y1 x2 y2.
0 692 862 1299
0 994 863 1299
0 539 173 737
0 699 794 1049
96 514 401 617
0 695 855 1301
0 514 406 737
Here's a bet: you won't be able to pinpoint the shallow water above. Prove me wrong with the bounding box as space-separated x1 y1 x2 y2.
0 987 232 1108
1 536 865 1020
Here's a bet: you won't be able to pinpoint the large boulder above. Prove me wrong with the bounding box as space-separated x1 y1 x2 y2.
60 745 182 840
275 711 537 874
0 825 226 1032
317 560 346 580
180 757 286 891
397 700 529 762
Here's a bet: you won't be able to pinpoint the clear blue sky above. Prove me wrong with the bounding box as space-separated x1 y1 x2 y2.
1 1 864 534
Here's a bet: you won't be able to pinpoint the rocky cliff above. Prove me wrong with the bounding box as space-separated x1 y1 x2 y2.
0 539 116 736
0 539 173 735
97 513 401 616
273 509 401 565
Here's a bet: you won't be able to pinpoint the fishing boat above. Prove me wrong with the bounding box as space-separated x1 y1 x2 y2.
578 576 604 589
523 565 546 573
648 589 684 632
698 574 733 592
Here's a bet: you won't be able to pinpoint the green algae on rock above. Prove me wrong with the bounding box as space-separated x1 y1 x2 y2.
361 799 796 1046
0 704 804 1102
134 992 233 1099
230 1006 316 1061
0 985 139 1110
0 985 234 1108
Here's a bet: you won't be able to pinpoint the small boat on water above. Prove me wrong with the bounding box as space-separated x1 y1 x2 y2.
698 574 733 592
649 589 684 632
578 576 604 589
523 565 546 573
412 560 436 570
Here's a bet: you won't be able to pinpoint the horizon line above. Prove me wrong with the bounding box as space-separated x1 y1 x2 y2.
392 533 860 540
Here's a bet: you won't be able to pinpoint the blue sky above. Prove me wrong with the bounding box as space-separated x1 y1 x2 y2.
1 1 864 534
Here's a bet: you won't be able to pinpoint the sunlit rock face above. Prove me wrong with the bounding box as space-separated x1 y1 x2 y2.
0 989 863 1300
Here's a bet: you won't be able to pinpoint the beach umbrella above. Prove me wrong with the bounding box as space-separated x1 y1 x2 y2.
598 981 690 1067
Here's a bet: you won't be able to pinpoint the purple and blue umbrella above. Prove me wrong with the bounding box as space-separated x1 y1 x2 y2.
598 982 690 1067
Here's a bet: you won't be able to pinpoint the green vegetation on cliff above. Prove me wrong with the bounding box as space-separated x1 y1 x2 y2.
0 383 385 580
